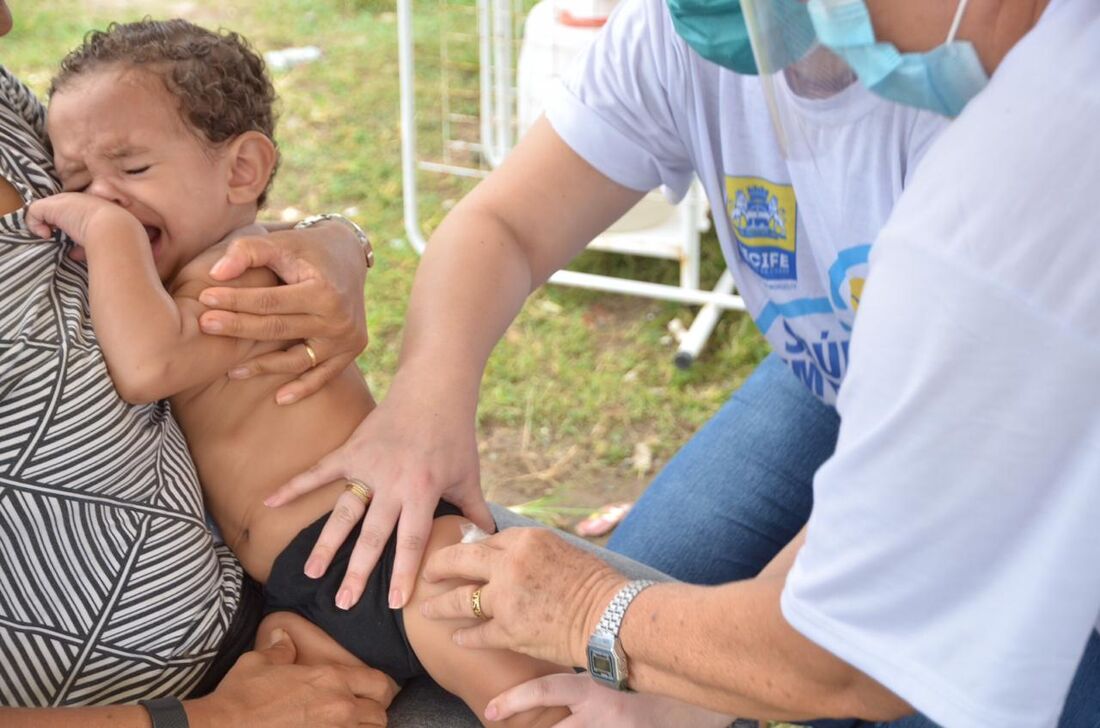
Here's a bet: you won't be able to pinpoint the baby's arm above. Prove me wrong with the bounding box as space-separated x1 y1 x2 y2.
27 193 273 403
404 516 572 728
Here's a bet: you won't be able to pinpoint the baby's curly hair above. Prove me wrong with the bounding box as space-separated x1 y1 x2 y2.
50 18 279 206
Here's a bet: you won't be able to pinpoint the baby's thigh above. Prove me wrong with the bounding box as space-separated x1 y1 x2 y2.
405 516 570 728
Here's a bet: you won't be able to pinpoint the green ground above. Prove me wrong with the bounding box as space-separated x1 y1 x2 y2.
7 0 768 523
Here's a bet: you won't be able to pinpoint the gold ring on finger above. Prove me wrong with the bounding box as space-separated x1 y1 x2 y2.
345 478 372 506
303 342 318 368
471 586 489 620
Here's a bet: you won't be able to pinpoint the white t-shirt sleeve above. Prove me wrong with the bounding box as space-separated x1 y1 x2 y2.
783 240 1100 728
544 0 696 198
781 2 1100 726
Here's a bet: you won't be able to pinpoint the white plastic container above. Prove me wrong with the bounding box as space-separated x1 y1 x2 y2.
517 0 678 233
555 0 619 26
264 46 323 71
517 0 604 135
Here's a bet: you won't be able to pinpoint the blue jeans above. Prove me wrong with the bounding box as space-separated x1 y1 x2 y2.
609 353 1100 728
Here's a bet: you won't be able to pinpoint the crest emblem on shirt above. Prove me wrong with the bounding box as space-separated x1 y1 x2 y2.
848 277 865 310
726 177 797 281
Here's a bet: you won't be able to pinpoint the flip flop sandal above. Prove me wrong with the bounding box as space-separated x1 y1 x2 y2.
574 501 633 538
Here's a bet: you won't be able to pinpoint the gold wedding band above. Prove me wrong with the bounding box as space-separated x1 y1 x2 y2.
471 586 489 620
303 342 318 368
345 478 373 506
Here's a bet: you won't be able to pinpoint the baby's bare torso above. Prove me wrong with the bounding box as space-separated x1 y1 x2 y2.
169 246 374 583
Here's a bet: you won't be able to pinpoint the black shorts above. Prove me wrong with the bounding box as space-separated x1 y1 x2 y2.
263 502 463 683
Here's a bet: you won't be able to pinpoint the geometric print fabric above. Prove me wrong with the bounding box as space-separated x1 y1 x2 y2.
0 66 243 706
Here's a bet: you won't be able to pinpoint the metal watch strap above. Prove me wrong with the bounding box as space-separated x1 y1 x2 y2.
139 696 190 728
597 579 656 638
294 213 374 269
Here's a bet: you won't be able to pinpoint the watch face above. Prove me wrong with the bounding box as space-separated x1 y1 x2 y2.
589 651 614 680
587 633 627 688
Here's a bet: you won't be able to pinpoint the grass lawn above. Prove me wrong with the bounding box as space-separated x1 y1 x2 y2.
6 0 769 523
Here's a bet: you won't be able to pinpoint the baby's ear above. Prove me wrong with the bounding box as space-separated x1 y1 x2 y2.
226 131 277 205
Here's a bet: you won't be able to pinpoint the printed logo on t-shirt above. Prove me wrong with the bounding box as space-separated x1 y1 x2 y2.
755 301 847 401
753 244 872 404
725 176 797 282
826 244 871 324
781 323 848 401
848 278 864 309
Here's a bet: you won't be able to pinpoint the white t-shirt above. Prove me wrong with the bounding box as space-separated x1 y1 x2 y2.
781 1 1100 726
544 0 947 404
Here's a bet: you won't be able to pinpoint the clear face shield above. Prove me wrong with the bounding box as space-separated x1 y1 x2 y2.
742 0 982 159
736 0 979 262
740 0 857 161
729 0 976 345
736 0 868 292
735 0 880 337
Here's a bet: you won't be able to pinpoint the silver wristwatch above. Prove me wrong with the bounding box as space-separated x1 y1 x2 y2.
294 213 375 269
586 579 655 691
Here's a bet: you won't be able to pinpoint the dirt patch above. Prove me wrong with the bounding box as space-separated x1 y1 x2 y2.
480 424 659 537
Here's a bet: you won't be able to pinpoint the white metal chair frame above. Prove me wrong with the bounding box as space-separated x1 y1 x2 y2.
397 0 745 365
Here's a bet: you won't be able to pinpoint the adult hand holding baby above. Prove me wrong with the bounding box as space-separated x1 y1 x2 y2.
198 220 370 404
187 628 395 727
263 364 496 610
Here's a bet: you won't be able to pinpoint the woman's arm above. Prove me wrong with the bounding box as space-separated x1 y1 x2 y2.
0 629 393 728
1 705 161 727
419 527 912 723
261 118 647 614
613 532 909 721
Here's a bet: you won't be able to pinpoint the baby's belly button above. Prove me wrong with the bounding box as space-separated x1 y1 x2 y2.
226 525 251 552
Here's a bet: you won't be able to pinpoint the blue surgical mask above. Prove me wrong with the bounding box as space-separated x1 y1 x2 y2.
806 0 989 117
669 0 815 75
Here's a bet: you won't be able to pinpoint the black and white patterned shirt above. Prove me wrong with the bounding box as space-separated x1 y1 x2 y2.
0 66 244 706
